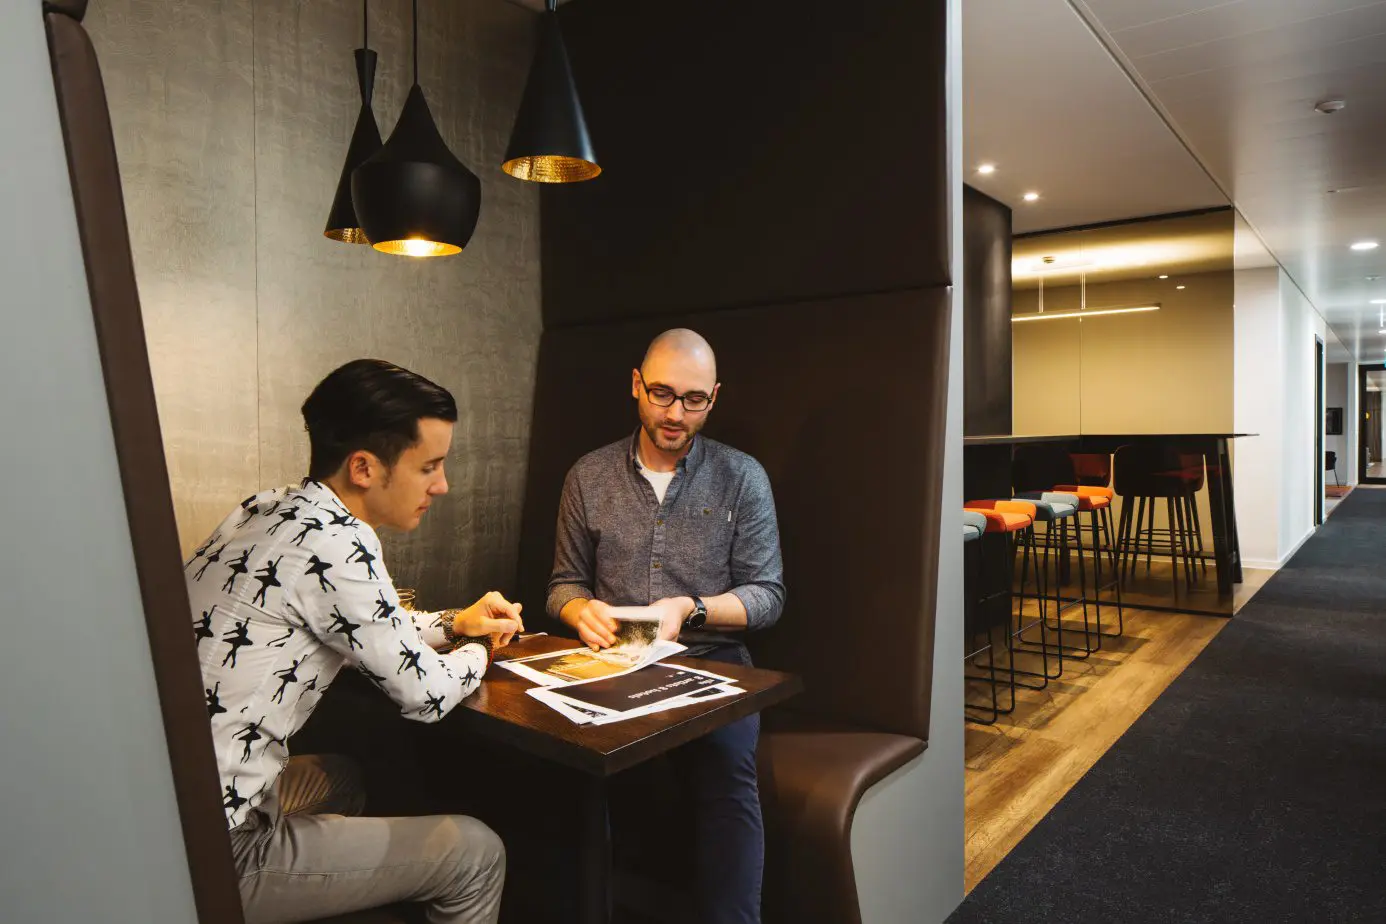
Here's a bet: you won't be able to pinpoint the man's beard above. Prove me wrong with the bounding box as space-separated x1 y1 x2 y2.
644 418 697 452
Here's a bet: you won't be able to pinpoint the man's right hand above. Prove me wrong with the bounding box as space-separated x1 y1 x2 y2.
563 598 618 650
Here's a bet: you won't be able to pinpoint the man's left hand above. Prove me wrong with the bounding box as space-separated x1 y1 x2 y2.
650 596 693 641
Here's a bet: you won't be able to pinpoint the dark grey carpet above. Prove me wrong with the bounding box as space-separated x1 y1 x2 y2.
950 488 1386 924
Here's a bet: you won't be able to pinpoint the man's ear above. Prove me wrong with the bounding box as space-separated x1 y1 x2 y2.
631 368 642 401
710 382 722 404
345 451 376 490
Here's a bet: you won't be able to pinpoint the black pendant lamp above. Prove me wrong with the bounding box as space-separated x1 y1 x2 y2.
351 0 481 257
501 0 600 183
324 1 382 243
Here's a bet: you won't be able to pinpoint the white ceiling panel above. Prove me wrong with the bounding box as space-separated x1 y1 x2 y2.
1079 0 1386 359
1122 4 1386 84
1101 0 1380 59
964 0 1226 233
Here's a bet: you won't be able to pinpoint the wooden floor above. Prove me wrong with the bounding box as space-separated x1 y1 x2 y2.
963 566 1274 893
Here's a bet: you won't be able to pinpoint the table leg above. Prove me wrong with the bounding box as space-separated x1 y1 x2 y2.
1203 438 1242 597
579 775 611 924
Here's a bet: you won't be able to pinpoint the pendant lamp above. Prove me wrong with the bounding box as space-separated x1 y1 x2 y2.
351 0 481 257
501 0 600 183
324 1 382 243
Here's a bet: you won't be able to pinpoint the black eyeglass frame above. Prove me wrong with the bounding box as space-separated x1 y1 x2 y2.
637 370 715 412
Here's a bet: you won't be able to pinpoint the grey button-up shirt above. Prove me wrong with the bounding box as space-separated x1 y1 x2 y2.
546 432 786 650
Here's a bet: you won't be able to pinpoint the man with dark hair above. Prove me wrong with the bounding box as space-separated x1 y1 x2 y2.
548 329 786 924
188 358 520 923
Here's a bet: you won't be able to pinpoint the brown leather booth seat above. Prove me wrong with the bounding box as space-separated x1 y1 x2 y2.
759 717 926 923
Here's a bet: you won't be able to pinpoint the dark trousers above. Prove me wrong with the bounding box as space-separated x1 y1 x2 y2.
669 643 765 924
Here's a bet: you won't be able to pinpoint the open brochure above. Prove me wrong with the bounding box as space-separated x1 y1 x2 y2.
498 640 686 687
527 662 746 726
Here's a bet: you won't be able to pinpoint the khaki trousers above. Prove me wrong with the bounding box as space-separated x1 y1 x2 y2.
228 755 505 924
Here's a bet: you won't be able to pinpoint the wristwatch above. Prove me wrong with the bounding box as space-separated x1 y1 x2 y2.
683 596 708 630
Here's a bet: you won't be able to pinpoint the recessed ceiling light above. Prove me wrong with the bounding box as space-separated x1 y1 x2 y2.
1351 240 1379 251
1023 192 1040 202
1159 275 1169 279
1176 285 1186 290
1314 98 1347 114
1372 299 1386 304
977 163 996 175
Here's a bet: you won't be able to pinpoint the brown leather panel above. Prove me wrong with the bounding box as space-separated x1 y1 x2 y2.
517 287 951 741
543 0 951 327
44 11 244 923
42 0 88 20
759 717 925 924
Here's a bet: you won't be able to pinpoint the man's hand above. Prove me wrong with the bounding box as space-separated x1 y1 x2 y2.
565 599 619 650
452 591 524 647
650 597 693 641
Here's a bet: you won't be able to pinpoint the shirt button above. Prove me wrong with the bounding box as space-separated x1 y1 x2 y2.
656 518 664 526
652 562 662 570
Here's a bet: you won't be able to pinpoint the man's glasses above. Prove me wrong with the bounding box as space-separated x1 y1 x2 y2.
639 371 713 412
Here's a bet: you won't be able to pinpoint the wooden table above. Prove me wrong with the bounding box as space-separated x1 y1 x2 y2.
443 634 802 924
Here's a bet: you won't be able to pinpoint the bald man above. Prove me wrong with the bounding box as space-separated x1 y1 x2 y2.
547 329 785 923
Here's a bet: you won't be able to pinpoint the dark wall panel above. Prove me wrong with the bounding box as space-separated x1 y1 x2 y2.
963 185 1013 435
518 290 951 741
542 0 951 327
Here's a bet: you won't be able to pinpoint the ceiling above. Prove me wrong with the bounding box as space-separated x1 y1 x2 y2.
967 0 1386 362
1012 209 1234 290
963 1 1227 234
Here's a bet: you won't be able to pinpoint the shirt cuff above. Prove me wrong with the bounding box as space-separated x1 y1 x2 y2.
730 585 779 632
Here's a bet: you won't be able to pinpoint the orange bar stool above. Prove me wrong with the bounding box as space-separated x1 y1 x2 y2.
1067 451 1120 564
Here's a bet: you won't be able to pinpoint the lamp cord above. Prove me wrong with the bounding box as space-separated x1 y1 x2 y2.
413 0 419 85
362 0 368 48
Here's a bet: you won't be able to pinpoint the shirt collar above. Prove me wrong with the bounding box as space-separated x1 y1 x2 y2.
628 428 704 475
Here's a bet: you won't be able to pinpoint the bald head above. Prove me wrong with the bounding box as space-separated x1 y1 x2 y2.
641 328 717 382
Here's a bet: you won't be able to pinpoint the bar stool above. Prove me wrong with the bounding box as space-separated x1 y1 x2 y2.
1013 446 1123 649
963 500 1037 719
1067 452 1120 567
962 509 1007 724
1177 452 1208 578
967 499 1050 687
1114 444 1198 593
1008 491 1079 678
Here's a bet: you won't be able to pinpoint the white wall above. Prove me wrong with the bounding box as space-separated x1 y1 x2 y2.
1233 266 1282 567
852 0 965 919
1233 264 1328 568
0 6 198 922
1280 279 1324 553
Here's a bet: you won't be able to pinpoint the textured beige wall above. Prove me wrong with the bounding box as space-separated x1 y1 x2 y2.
1012 270 1235 434
89 0 542 607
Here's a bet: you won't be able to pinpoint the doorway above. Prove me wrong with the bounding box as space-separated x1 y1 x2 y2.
1360 364 1386 485
1315 337 1324 525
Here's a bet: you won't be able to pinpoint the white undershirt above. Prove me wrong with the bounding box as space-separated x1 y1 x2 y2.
637 454 677 503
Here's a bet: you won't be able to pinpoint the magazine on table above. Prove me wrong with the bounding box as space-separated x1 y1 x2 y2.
528 662 745 726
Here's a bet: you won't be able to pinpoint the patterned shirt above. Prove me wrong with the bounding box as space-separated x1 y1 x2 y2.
185 479 487 829
547 432 786 651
